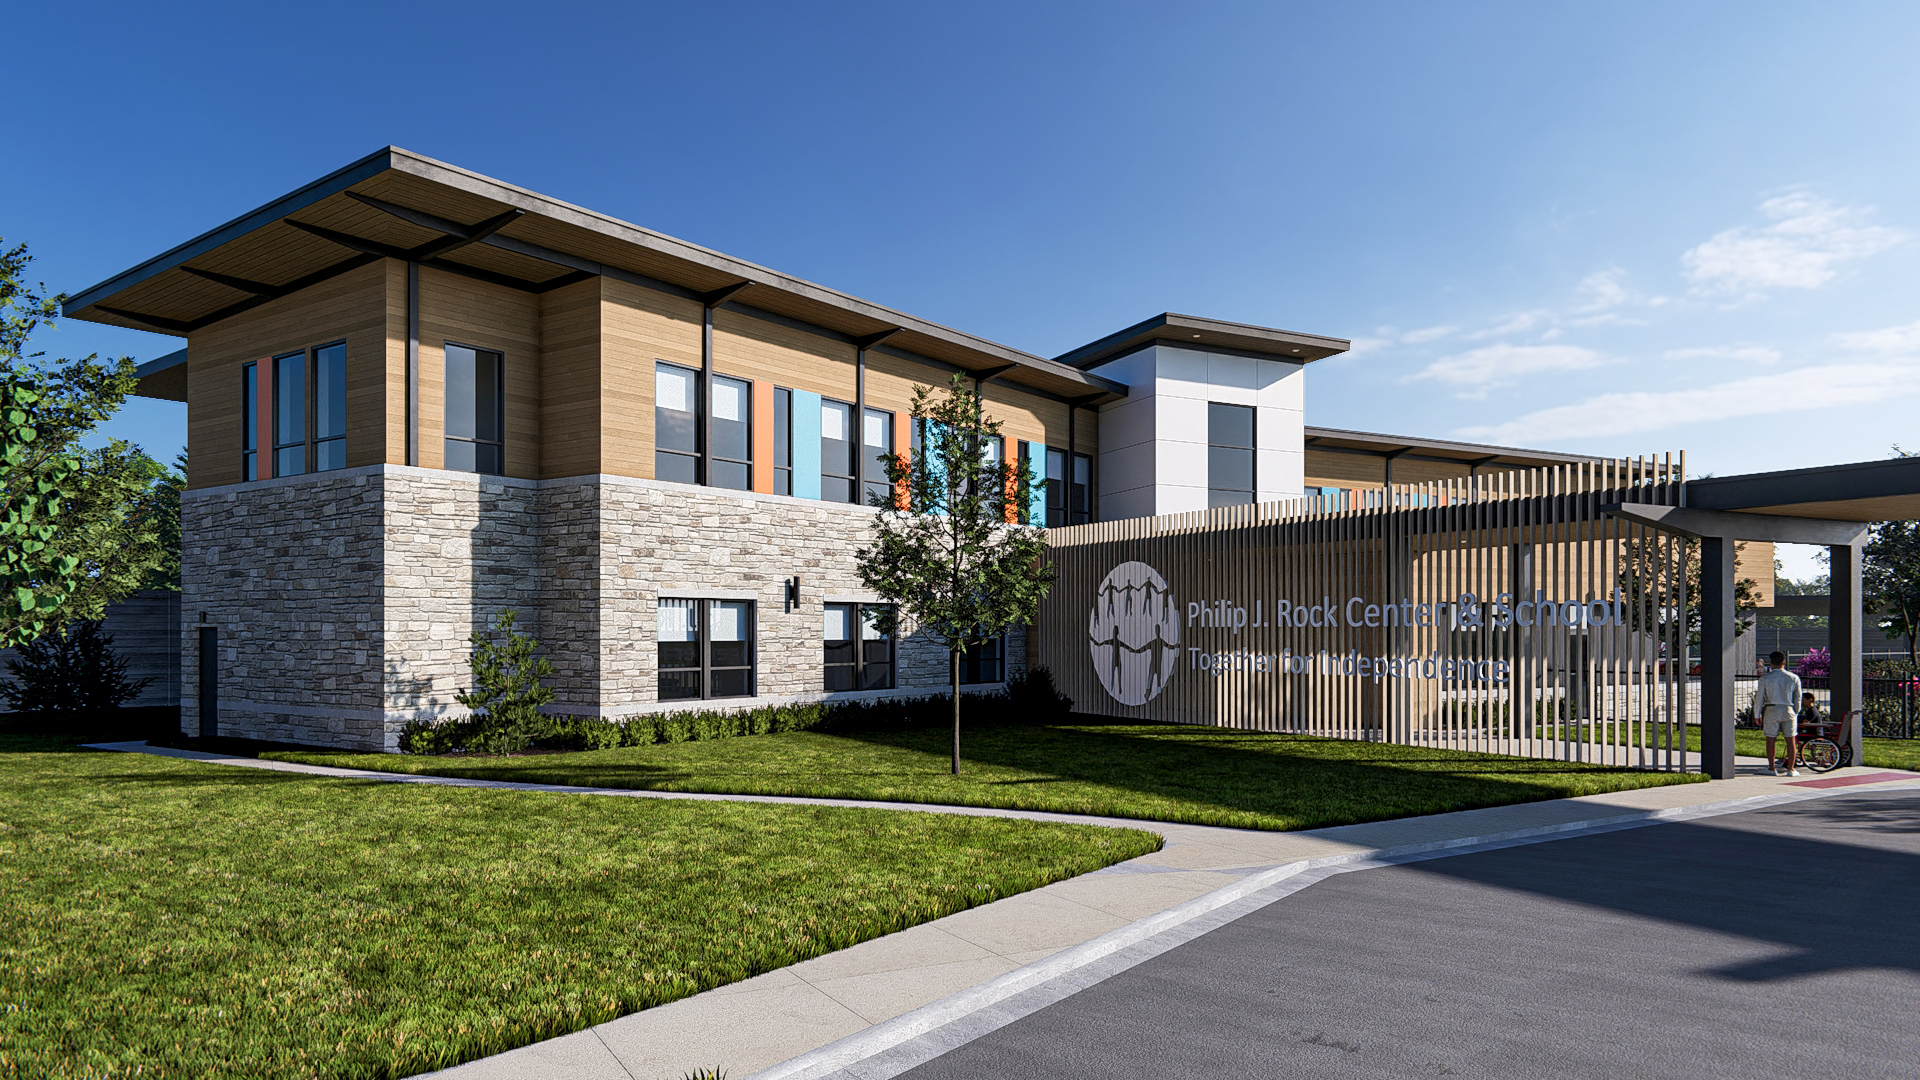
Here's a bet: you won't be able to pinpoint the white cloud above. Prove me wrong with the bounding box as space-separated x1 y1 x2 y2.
1398 324 1458 344
1406 343 1606 398
1832 317 1920 355
1662 345 1783 365
1453 360 1920 445
1682 192 1905 296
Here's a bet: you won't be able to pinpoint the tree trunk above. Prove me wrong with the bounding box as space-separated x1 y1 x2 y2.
950 647 962 775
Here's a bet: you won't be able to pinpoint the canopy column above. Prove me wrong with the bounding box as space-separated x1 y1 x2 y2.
1830 541 1866 762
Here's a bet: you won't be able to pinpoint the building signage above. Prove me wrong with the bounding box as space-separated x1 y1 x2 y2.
1089 560 1630 705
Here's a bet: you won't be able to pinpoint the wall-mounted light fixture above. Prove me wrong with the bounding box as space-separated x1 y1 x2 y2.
784 576 802 613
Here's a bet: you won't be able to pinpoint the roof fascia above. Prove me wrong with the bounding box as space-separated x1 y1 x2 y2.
1302 425 1603 466
1687 456 1920 512
380 150 1122 395
61 147 397 316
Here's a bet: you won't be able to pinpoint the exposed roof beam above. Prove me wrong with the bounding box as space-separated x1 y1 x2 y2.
534 269 598 294
178 266 284 296
344 192 526 260
973 363 1019 384
285 219 416 260
1604 503 1869 546
96 305 195 333
855 328 903 350
702 280 755 307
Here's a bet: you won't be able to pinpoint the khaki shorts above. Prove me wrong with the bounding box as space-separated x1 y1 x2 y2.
1762 711 1798 739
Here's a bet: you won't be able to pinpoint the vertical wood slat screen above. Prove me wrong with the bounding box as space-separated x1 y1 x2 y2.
1044 454 1694 770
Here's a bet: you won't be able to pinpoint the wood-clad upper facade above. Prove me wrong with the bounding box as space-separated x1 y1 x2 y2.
75 147 1126 502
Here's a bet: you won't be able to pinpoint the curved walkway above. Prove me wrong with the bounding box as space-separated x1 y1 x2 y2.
88 742 1920 1080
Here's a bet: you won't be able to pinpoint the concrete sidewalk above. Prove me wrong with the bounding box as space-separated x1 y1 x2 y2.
88 742 1920 1080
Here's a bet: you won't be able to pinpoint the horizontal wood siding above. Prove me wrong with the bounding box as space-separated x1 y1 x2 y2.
712 306 856 404
539 277 603 479
417 267 541 479
185 259 394 489
602 278 702 479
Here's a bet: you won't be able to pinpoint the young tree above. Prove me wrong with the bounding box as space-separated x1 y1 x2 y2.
1863 446 1920 669
0 239 169 644
857 374 1054 774
456 610 557 755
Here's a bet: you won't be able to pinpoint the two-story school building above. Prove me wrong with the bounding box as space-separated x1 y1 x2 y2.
66 147 1768 750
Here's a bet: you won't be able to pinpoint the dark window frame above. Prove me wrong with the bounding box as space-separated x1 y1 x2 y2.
657 598 758 701
862 406 894 507
824 602 896 691
1207 401 1256 508
961 633 1005 685
444 341 505 476
708 371 753 492
241 362 258 482
821 396 858 503
268 338 349 479
655 360 703 484
773 386 793 496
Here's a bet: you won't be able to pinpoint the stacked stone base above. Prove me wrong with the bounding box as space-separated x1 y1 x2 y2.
182 466 1026 751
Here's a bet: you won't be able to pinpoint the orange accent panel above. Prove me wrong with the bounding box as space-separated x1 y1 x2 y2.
1004 443 1019 524
892 411 912 510
255 357 274 478
751 380 775 493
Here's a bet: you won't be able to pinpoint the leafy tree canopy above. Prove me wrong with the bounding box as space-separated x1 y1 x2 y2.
857 373 1054 772
1864 446 1920 668
1 239 175 647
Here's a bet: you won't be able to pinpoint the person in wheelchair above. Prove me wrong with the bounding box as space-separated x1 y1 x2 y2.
1798 692 1823 733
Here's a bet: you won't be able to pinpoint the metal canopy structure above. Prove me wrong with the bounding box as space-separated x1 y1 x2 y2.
63 146 1128 409
1602 454 1920 777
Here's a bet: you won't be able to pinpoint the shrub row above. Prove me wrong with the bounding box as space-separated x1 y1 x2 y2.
399 666 1075 755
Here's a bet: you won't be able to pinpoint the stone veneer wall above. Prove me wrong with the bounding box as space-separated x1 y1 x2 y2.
183 465 1026 751
180 470 388 747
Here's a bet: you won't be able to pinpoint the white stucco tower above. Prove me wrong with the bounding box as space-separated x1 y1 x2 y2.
1052 314 1349 521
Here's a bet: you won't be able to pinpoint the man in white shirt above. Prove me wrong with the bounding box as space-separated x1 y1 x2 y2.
1753 650 1803 777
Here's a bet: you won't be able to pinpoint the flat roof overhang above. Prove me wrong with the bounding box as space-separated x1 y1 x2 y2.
1053 313 1350 371
64 147 1127 407
1304 425 1610 471
1687 456 1920 523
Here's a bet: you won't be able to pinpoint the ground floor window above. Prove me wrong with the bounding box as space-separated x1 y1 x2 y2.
658 598 755 700
960 634 1004 684
825 603 894 691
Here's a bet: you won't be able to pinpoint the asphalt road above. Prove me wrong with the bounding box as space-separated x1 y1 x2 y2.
899 789 1920 1080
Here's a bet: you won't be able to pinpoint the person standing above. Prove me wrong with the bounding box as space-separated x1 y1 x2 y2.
1753 650 1803 776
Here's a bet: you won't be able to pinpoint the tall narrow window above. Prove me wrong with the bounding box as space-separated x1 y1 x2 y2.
273 350 307 478
241 362 258 481
773 387 793 496
710 374 752 491
824 603 895 691
821 399 856 503
658 598 756 700
654 362 699 483
1046 447 1066 526
313 342 347 472
1207 402 1255 508
1071 452 1093 524
445 343 504 475
862 407 893 506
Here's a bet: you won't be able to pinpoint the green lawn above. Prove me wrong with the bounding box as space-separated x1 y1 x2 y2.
0 735 1158 1080
1530 721 1920 771
1721 727 1920 770
270 719 1706 833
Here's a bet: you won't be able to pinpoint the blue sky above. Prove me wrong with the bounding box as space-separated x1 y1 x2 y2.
10 1 1917 577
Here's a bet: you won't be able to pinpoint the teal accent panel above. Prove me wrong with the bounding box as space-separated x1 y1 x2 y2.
792 390 822 499
923 421 949 511
1027 443 1048 524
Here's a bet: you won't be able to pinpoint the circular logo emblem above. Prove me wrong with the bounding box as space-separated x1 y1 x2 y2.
1088 561 1181 706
